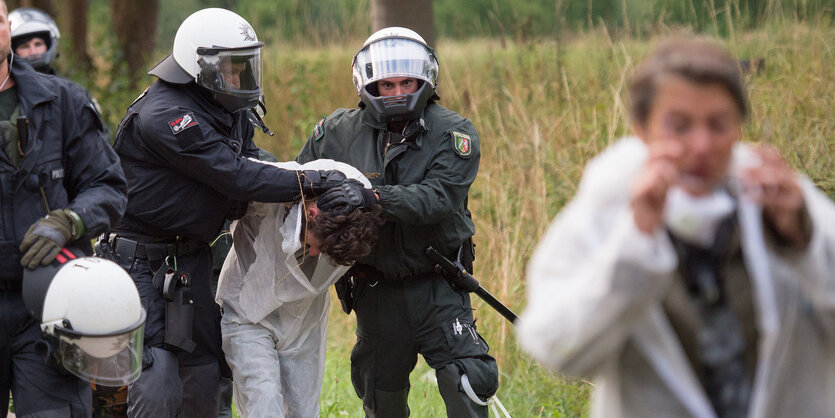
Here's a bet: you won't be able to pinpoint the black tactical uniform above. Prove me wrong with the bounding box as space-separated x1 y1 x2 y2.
298 102 498 417
111 80 315 417
0 55 127 417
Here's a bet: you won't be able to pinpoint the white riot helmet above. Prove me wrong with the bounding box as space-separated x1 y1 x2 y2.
352 27 439 122
149 8 263 113
9 7 61 73
23 247 146 387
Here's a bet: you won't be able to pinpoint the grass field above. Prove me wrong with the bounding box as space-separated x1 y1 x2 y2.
238 15 834 417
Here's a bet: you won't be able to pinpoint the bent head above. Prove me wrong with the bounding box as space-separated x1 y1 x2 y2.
629 38 747 196
302 200 384 266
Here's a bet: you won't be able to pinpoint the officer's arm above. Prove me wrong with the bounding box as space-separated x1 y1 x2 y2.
295 131 320 163
63 89 128 239
376 121 480 224
240 118 259 159
138 109 303 202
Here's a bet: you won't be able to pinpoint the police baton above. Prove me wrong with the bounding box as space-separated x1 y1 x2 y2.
426 246 518 325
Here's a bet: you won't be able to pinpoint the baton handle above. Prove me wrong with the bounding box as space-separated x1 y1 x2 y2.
426 246 518 324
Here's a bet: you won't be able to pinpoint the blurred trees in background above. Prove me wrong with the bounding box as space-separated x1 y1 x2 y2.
7 0 827 135
372 0 435 46
9 0 832 87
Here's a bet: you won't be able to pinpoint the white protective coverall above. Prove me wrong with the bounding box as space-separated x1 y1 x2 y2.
216 159 371 418
517 137 835 418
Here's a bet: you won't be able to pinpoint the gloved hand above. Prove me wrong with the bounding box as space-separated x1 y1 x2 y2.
20 209 79 269
317 179 378 215
299 169 348 197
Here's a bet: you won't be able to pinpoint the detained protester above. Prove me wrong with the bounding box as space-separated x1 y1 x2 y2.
217 159 383 418
210 147 276 418
0 0 128 415
107 8 348 417
517 38 835 417
297 27 499 418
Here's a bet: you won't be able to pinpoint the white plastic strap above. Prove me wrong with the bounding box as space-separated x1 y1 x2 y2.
460 373 512 417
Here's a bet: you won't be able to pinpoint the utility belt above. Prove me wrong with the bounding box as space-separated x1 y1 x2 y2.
95 233 203 353
335 239 475 314
97 233 204 271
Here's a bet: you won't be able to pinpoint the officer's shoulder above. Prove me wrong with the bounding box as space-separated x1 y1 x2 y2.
310 107 359 141
43 75 91 106
425 103 471 130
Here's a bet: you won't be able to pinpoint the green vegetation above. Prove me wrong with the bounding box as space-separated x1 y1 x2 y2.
45 1 832 416
242 17 832 418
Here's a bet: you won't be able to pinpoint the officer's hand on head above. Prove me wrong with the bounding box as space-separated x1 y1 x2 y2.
317 180 378 215
300 169 348 197
19 209 79 269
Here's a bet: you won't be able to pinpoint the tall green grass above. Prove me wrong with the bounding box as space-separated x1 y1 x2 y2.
244 18 834 417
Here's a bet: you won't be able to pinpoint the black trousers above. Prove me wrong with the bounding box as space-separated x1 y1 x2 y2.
0 290 92 417
118 246 224 417
351 273 498 418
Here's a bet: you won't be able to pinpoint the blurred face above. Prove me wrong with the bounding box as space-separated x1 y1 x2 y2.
15 37 47 58
377 77 418 97
635 76 743 196
219 59 246 90
0 6 10 60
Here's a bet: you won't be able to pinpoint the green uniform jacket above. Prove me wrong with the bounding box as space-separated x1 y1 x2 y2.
297 102 480 276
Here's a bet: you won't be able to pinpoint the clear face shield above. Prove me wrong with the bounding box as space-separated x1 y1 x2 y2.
196 45 263 112
352 38 438 95
50 309 146 387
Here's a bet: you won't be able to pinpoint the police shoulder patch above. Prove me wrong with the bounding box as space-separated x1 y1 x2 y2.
313 117 325 141
168 112 199 135
451 131 472 159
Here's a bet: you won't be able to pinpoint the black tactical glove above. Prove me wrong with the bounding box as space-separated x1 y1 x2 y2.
317 179 378 215
20 209 82 269
299 169 347 197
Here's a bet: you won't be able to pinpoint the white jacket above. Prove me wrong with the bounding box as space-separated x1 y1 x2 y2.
517 137 835 418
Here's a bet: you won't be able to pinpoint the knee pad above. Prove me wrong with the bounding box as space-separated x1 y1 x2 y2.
437 358 499 403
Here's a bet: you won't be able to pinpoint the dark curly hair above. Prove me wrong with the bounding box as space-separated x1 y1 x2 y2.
303 204 384 266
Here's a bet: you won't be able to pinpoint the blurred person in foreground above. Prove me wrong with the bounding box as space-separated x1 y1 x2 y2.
517 38 835 418
297 27 498 417
216 159 383 417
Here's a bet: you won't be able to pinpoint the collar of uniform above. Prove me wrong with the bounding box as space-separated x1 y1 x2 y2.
9 53 57 107
360 109 387 130
179 82 234 128
362 109 428 151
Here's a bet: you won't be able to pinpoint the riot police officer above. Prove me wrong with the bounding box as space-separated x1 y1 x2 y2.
109 8 345 417
0 1 128 415
297 27 499 417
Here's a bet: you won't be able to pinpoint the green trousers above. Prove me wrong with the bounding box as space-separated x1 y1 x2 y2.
351 272 499 418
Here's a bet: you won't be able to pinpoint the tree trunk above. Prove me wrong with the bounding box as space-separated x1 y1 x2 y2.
54 0 90 70
109 0 159 87
371 0 435 48
8 0 55 16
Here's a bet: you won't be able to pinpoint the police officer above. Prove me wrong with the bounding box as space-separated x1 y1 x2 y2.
297 27 499 417
9 7 109 135
8 7 59 74
109 8 346 417
0 0 128 415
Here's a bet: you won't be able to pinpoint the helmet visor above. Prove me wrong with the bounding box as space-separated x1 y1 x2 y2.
196 47 262 97
352 38 438 94
56 310 145 387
